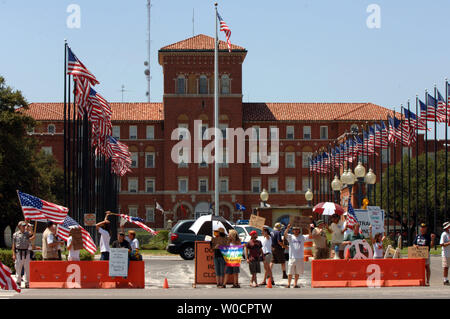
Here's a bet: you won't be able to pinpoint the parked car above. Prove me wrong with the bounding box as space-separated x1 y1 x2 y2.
166 219 205 260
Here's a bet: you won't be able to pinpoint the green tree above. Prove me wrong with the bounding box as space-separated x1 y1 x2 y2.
375 149 449 244
0 76 63 248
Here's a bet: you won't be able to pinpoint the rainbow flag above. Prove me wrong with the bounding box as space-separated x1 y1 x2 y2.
219 244 244 267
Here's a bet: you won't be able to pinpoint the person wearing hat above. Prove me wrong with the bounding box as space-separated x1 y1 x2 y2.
112 232 132 250
327 214 345 259
245 230 263 287
270 222 288 280
42 221 63 261
413 223 436 286
283 224 311 288
310 220 328 260
12 221 35 288
439 222 450 285
211 227 229 288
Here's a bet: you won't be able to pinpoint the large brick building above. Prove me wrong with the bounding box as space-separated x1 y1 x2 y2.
22 34 405 228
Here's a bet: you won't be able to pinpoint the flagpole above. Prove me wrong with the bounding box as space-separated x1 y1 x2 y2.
386 115 390 238
214 3 219 217
393 109 397 246
407 99 411 245
400 105 404 242
415 94 419 237
64 40 67 207
425 89 429 226
446 78 448 223
433 84 437 235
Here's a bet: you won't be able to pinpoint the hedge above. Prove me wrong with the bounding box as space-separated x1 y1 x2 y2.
140 230 168 250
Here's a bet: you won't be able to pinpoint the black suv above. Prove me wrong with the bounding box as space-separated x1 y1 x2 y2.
166 220 205 260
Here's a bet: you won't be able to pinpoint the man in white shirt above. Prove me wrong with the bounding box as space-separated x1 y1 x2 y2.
283 224 311 288
440 222 450 285
96 212 111 260
327 214 345 259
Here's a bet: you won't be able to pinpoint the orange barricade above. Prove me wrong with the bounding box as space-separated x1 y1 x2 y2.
304 239 313 261
29 261 145 289
311 258 425 288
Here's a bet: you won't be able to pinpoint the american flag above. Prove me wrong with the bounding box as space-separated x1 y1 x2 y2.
67 47 99 86
17 191 68 224
437 89 449 122
374 122 389 149
119 214 157 235
423 93 446 123
155 202 164 212
89 88 112 140
217 12 232 52
388 115 401 144
106 136 132 176
346 200 362 234
0 262 20 293
57 216 97 255
403 107 428 131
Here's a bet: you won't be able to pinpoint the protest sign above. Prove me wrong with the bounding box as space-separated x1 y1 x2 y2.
367 206 385 234
70 227 84 250
408 246 429 259
354 209 371 238
83 214 96 227
109 248 129 277
219 244 244 267
249 215 265 230
194 241 233 286
291 215 311 233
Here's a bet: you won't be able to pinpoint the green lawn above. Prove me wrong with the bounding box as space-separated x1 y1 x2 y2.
139 249 172 256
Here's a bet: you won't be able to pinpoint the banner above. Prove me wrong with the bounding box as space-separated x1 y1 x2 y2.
353 209 371 238
219 244 244 267
367 206 385 235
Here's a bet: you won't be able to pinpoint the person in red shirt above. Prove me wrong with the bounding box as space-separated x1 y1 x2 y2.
245 230 263 287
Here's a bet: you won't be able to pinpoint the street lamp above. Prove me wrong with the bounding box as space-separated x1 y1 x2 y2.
364 168 377 204
260 188 269 209
331 175 343 204
305 188 313 206
346 168 356 203
354 161 366 207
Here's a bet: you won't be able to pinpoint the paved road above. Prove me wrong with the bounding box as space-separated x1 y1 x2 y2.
1 256 449 299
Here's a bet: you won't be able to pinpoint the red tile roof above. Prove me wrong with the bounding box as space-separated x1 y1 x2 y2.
242 102 394 122
20 102 393 123
159 34 246 52
20 103 164 122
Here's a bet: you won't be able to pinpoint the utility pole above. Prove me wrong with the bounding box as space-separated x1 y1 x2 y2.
144 0 151 102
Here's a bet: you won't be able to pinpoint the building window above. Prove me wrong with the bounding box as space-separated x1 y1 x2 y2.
145 152 155 168
303 126 311 140
199 178 208 193
286 177 296 193
251 178 261 193
131 152 138 168
41 147 53 155
176 75 186 94
112 126 120 139
178 178 188 193
128 178 138 193
302 177 310 192
129 125 137 139
269 178 278 193
285 152 295 168
178 149 188 168
250 151 260 168
47 124 55 134
128 206 138 217
201 123 208 140
302 152 312 168
220 148 228 168
199 75 208 94
145 206 155 222
251 126 260 140
270 126 278 140
221 75 230 94
145 178 155 193
320 126 328 140
220 178 229 193
146 125 155 139
286 126 294 139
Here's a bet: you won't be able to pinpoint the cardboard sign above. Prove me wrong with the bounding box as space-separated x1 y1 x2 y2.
367 206 385 235
109 248 129 277
249 215 266 230
84 214 96 227
291 216 311 233
70 228 84 251
408 246 429 259
194 241 233 286
353 210 371 238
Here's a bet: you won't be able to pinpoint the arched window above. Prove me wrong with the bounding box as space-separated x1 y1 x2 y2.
48 124 55 134
221 75 230 94
176 75 186 94
199 75 208 94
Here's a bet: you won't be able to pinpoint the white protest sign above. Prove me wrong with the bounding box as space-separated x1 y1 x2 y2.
354 209 371 238
109 248 129 278
367 206 385 235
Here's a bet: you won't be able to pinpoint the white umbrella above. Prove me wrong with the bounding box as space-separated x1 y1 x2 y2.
189 214 234 236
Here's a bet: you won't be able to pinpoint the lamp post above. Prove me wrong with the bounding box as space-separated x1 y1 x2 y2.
364 168 377 204
305 188 313 207
354 161 366 208
331 175 343 204
344 168 356 204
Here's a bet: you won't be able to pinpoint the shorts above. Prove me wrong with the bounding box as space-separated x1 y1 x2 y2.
225 266 240 275
248 261 261 274
314 248 329 260
287 258 304 276
263 253 272 264
271 247 286 264
442 257 450 268
214 256 226 277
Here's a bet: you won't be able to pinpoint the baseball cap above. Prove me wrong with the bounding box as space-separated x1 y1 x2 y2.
249 230 258 236
119 232 125 236
443 222 450 230
420 223 427 228
18 221 27 227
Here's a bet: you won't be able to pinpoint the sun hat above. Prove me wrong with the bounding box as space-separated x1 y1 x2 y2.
18 221 27 227
274 223 282 230
292 226 300 230
443 222 450 230
217 227 225 233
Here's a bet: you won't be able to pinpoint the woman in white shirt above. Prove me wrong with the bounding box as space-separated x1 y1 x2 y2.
67 226 81 261
95 212 111 260
369 225 385 259
260 227 274 286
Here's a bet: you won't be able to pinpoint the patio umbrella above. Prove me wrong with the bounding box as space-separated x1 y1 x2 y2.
189 214 234 236
313 202 345 216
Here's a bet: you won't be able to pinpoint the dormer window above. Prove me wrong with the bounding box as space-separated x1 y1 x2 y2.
176 75 186 94
221 75 230 94
199 75 208 94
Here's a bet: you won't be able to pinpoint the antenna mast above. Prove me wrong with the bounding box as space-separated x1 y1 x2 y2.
144 0 151 102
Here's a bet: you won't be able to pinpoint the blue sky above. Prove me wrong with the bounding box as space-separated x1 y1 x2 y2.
1 0 450 137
